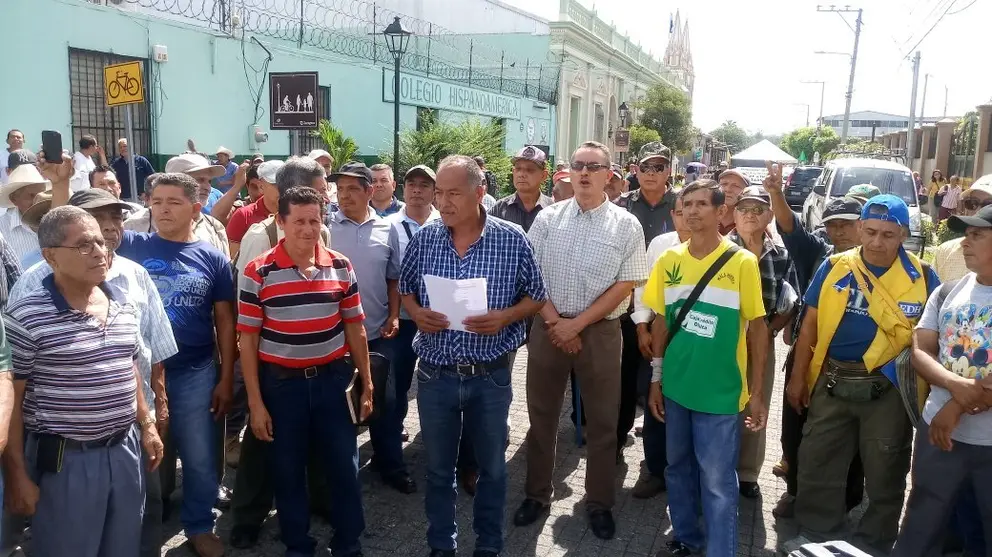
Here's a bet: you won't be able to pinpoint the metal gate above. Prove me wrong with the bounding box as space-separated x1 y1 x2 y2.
68 48 153 162
949 114 978 178
289 86 331 156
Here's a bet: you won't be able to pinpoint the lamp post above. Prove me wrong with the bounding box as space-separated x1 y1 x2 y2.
618 101 630 164
383 16 412 176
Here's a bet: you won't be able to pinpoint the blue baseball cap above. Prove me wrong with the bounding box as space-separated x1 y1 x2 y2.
861 194 910 227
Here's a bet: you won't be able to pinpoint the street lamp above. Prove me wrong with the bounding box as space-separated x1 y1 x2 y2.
383 16 412 177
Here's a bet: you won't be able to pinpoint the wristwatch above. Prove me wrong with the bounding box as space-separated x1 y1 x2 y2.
138 415 157 430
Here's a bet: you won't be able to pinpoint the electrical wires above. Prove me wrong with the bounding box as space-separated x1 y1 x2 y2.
241 33 272 126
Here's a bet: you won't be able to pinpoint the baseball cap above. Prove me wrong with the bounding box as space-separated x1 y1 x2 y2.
862 194 910 227
965 173 992 198
511 145 547 168
257 160 285 184
307 149 333 163
552 170 570 183
329 161 373 186
610 164 624 181
68 188 133 212
821 197 863 223
7 149 37 173
404 164 436 183
718 168 751 188
846 184 882 204
950 204 992 232
637 141 671 163
736 186 770 206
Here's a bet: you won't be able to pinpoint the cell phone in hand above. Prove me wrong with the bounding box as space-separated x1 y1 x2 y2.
41 130 63 163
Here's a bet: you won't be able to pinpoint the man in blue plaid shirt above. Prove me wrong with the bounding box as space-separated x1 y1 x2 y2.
399 155 547 557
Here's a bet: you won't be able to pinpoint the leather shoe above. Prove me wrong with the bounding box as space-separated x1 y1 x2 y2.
589 509 616 540
229 525 261 550
739 481 761 499
512 498 549 526
459 468 479 496
429 550 456 557
384 472 418 494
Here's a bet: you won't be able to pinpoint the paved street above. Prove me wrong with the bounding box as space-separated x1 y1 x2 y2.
160 340 812 556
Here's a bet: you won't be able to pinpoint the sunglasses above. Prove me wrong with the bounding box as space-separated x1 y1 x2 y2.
569 161 608 172
962 199 992 212
639 162 670 174
735 205 768 215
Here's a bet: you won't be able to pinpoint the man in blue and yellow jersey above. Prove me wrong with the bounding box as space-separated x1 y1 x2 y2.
781 194 940 555
642 179 769 557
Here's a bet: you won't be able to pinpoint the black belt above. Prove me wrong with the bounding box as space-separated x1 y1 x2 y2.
264 361 339 380
429 354 510 377
43 428 131 452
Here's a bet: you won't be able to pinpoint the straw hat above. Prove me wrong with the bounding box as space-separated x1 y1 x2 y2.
0 164 51 209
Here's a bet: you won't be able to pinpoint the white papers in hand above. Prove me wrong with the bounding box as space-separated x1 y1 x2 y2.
422 275 489 332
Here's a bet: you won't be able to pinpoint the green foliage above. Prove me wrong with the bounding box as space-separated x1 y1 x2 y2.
954 111 979 153
628 125 661 160
311 120 358 170
636 84 694 152
779 126 841 161
708 120 751 155
378 116 511 193
936 218 964 244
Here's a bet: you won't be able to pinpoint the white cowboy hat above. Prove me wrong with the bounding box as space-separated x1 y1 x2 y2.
215 146 234 158
165 153 226 179
307 149 333 162
0 164 51 209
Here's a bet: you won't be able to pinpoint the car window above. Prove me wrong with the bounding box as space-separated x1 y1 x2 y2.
793 167 823 185
828 167 917 206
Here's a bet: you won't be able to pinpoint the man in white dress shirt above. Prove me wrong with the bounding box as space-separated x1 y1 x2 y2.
0 164 49 264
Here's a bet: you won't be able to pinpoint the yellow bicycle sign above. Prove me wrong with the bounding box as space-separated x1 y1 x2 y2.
104 61 145 106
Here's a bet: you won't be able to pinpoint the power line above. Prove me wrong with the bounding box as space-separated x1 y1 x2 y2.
902 0 956 56
947 0 977 15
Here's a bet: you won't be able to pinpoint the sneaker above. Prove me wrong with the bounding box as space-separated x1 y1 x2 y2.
189 533 225 557
778 534 816 555
656 540 694 557
631 471 666 499
772 493 795 519
225 434 241 469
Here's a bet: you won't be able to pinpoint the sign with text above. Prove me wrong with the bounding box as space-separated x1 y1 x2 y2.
383 70 522 120
269 72 319 129
614 129 630 153
104 61 145 107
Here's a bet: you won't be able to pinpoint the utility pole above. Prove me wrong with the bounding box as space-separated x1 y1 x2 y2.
943 85 949 118
801 80 826 129
920 73 929 121
907 51 921 159
817 5 862 143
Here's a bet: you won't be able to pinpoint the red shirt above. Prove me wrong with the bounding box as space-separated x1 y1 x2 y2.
226 198 272 243
237 240 365 368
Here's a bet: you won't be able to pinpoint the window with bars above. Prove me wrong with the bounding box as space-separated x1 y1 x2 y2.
68 48 153 162
289 86 331 156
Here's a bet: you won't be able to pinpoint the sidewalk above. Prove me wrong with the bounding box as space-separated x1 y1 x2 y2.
160 340 829 556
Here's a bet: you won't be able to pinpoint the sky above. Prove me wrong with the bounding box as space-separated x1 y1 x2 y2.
498 0 992 135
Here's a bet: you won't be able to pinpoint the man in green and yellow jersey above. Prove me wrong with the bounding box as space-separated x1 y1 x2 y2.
642 179 769 557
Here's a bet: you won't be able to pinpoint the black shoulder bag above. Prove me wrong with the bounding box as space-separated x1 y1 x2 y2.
665 244 741 353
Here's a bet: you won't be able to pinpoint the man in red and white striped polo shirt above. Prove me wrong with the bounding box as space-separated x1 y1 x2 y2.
237 186 373 557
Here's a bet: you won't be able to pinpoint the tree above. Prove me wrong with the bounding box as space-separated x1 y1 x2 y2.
751 130 783 147
312 120 358 170
635 84 694 152
379 117 513 195
627 125 661 160
779 126 841 161
709 120 751 155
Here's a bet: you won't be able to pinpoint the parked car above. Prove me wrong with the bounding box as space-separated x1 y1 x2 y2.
802 158 927 254
785 166 823 208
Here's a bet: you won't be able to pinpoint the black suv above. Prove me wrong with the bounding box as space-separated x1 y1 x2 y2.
785 166 823 208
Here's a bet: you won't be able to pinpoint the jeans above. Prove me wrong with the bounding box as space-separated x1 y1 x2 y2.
417 361 512 554
391 319 418 430
664 397 741 557
951 484 987 557
366 337 406 478
141 447 164 557
262 363 364 557
640 360 667 477
166 359 220 536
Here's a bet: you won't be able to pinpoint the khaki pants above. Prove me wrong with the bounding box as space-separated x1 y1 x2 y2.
796 372 912 550
524 315 622 511
738 336 776 482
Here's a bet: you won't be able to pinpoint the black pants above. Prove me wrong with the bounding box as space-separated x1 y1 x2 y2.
616 316 643 449
781 345 865 510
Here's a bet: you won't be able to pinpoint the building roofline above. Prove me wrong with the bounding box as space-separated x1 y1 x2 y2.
481 0 550 25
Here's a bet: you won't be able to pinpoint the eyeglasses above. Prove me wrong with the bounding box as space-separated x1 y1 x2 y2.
50 240 106 256
961 199 992 212
639 162 670 174
735 205 768 216
569 161 608 172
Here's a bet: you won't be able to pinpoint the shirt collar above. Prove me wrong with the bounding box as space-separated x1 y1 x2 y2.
371 196 401 216
569 194 612 216
4 208 26 231
42 274 125 313
272 238 335 268
400 205 440 225
332 206 377 225
508 193 552 208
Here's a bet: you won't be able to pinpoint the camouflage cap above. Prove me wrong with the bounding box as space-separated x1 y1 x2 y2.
637 141 671 162
846 183 881 203
511 145 547 168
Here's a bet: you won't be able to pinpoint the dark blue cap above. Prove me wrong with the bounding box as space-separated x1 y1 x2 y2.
861 194 910 227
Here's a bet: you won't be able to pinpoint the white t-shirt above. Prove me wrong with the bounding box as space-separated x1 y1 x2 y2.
0 151 9 185
917 273 992 446
71 152 96 191
632 231 686 324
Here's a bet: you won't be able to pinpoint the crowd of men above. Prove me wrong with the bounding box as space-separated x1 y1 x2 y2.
0 125 988 557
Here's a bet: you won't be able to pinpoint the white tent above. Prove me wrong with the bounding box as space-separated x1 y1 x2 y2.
732 140 798 164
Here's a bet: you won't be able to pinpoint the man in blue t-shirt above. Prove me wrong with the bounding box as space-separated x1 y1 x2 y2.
118 172 236 557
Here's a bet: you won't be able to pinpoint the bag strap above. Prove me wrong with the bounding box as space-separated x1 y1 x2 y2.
401 221 414 241
266 219 278 248
665 244 740 353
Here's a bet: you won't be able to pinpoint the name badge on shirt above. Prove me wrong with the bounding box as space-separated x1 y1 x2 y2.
683 310 718 339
